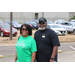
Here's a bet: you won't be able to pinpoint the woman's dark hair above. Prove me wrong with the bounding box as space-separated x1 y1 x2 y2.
20 24 32 35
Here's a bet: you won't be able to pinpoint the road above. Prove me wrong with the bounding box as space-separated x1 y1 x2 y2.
0 45 16 62
58 42 75 62
58 42 75 51
0 43 75 62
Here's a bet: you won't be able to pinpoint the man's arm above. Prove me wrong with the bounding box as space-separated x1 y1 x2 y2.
50 46 58 62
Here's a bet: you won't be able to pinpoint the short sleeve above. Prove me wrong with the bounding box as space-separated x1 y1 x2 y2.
31 39 37 53
50 30 60 47
34 32 37 42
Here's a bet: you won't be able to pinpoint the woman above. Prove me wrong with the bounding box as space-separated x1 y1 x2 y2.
14 24 37 62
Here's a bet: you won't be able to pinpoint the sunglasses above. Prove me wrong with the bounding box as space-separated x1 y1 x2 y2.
22 28 28 31
39 21 45 24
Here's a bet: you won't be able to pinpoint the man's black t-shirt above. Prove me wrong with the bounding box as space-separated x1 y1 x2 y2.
34 28 60 62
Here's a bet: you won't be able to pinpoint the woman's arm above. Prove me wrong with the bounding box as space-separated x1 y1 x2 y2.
14 51 17 62
31 52 37 62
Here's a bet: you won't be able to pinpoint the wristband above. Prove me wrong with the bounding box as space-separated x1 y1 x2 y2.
14 60 16 62
50 57 54 60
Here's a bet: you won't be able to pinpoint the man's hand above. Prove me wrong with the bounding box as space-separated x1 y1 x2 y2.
50 59 54 62
50 46 58 62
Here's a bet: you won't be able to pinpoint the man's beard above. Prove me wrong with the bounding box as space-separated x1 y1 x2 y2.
38 26 46 30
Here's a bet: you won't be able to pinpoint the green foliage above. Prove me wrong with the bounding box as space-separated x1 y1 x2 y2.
71 16 75 20
69 16 75 21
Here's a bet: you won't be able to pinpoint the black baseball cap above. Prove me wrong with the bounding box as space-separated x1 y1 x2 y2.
39 17 47 24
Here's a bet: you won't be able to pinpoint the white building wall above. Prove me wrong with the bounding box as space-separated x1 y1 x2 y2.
13 12 42 18
0 12 10 17
44 12 69 22
0 12 69 23
44 12 69 18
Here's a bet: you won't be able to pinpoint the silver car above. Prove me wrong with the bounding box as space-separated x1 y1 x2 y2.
59 22 75 34
54 19 66 24
47 24 67 35
71 20 75 22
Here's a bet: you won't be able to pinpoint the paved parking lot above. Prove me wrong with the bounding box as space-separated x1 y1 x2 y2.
0 43 75 62
58 43 75 62
58 42 75 51
58 51 75 62
0 45 16 62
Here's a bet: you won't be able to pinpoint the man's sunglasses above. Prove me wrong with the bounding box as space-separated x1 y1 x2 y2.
39 21 45 24
22 28 28 31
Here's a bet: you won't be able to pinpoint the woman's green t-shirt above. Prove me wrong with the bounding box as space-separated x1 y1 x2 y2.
16 35 37 62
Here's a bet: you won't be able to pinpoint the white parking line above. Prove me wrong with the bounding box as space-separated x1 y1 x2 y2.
69 46 75 50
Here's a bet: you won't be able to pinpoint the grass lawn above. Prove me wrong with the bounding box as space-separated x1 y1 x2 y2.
0 29 75 45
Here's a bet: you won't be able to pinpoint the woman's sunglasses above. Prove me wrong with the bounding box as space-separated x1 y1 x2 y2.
22 28 28 31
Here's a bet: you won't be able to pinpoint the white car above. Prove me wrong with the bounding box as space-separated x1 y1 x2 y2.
54 19 66 24
71 20 75 22
59 22 75 34
47 24 67 35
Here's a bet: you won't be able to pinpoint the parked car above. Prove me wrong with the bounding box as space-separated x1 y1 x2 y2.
54 19 66 24
47 24 67 35
32 20 39 24
59 22 75 34
0 20 3 24
5 21 22 29
25 21 38 29
47 21 54 24
32 20 53 24
71 20 75 22
0 23 17 37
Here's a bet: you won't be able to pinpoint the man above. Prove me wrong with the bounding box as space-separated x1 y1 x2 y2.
34 17 60 62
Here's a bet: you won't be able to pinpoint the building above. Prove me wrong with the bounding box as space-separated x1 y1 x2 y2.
0 12 69 23
69 12 75 19
69 12 75 17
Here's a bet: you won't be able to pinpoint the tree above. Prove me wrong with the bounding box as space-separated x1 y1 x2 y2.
71 16 75 20
69 16 75 21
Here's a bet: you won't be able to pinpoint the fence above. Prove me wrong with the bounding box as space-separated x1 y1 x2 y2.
0 17 71 24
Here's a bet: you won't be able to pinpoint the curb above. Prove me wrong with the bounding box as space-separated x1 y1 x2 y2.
0 55 3 58
0 44 16 46
58 50 62 53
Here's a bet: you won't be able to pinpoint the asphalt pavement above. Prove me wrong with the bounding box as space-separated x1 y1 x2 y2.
0 45 16 62
58 42 75 62
0 43 75 62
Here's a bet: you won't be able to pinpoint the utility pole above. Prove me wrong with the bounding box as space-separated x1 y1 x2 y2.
10 12 12 40
42 12 44 17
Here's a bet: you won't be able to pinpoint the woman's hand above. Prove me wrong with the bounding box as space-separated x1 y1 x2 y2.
14 51 17 62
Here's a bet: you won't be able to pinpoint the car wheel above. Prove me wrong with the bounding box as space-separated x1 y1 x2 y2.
1 31 4 37
68 32 71 34
13 35 16 37
73 30 75 35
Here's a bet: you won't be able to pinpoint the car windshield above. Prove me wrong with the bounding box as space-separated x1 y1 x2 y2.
58 20 65 22
6 21 19 24
51 25 61 28
1 25 10 28
13 21 19 24
30 22 37 25
47 25 51 28
47 21 53 24
32 20 38 23
71 23 75 26
0 21 3 24
25 22 30 24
